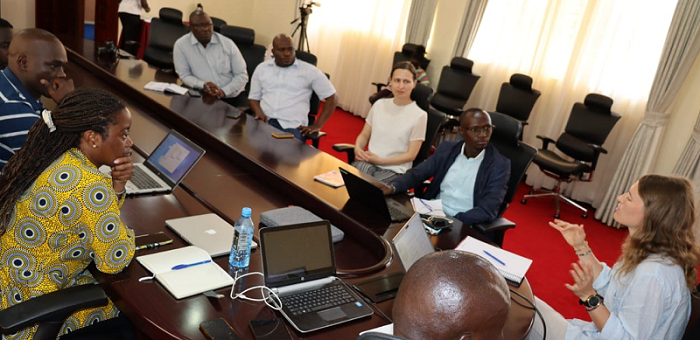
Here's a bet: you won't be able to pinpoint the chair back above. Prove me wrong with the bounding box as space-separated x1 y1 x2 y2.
210 16 227 32
357 332 410 340
143 8 188 69
431 57 480 115
556 93 621 163
495 73 541 122
488 111 537 216
683 284 700 339
410 84 443 166
220 25 266 93
294 51 322 117
392 43 430 69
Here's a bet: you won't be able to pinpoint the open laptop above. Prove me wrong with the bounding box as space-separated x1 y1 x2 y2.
338 167 413 222
165 213 257 257
106 130 205 195
260 221 373 333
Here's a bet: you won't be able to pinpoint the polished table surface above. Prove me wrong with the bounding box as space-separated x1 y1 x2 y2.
64 41 534 340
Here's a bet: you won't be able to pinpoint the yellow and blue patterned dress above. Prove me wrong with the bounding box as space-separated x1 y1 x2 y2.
0 148 135 340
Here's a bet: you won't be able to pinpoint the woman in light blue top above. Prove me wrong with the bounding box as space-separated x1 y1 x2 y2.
526 174 700 340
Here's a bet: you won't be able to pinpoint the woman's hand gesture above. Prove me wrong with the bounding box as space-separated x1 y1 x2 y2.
549 219 587 250
565 261 597 300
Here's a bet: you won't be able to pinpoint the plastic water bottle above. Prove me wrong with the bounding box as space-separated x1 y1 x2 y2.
229 207 254 269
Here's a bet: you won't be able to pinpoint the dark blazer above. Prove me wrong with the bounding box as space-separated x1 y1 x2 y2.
390 141 510 226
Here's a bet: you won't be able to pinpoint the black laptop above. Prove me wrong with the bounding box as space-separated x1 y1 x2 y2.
338 167 413 222
260 221 373 333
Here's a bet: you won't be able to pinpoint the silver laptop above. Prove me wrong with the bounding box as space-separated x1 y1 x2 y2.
165 213 257 257
103 130 205 195
392 212 436 271
260 221 373 333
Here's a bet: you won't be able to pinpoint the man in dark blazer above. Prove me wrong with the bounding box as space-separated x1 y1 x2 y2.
383 108 510 226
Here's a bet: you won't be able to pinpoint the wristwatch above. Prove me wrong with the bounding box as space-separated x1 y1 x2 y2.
579 293 604 311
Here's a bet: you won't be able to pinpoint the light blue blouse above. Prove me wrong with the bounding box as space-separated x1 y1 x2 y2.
566 254 690 340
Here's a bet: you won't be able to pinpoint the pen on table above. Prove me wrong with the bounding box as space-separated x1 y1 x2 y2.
418 198 433 212
135 239 173 251
171 260 212 270
483 250 506 266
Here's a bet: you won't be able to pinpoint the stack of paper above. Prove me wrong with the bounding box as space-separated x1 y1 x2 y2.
455 236 532 287
144 81 188 95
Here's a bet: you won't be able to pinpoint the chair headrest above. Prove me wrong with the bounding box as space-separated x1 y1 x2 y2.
220 25 255 46
402 43 421 55
489 111 522 146
296 50 317 66
451 57 473 73
584 93 613 112
159 8 183 25
411 84 434 112
510 73 533 91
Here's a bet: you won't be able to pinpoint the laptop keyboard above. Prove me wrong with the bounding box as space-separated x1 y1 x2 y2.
130 166 162 190
280 284 356 316
387 201 412 222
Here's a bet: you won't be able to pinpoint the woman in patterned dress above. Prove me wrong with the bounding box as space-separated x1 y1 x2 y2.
0 88 136 339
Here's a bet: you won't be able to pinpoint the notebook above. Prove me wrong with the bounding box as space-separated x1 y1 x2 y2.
338 167 413 222
165 213 257 257
136 246 234 299
259 221 373 333
104 130 205 195
456 236 533 287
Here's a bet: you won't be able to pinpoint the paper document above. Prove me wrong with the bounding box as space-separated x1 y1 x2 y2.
359 323 393 336
410 198 446 217
313 170 345 188
144 81 188 95
455 236 532 286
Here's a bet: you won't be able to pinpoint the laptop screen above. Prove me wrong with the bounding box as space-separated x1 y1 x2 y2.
393 213 435 271
144 130 205 186
260 221 335 288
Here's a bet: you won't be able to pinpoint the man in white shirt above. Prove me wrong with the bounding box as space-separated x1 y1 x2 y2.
118 0 149 55
248 34 338 140
173 11 248 101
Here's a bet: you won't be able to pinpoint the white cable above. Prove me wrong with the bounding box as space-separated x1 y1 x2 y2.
229 271 283 311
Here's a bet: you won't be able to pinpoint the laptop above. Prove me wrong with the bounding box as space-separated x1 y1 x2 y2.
104 130 205 195
338 167 413 222
165 213 257 257
259 221 373 333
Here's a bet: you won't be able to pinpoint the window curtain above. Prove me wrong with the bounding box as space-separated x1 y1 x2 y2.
405 0 437 46
596 0 700 226
672 113 700 209
463 0 676 214
305 0 411 117
453 0 489 57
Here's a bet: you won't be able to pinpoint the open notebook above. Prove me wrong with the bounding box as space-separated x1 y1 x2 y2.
136 246 233 299
455 236 533 287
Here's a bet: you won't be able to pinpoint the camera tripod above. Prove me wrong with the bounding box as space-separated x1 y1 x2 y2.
290 3 316 52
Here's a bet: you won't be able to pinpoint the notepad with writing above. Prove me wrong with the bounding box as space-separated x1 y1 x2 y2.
136 246 233 299
144 81 188 95
313 170 345 188
456 236 532 287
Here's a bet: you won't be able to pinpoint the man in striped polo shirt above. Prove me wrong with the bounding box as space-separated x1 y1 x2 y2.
0 29 74 171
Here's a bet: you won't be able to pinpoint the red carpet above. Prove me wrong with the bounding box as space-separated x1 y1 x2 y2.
318 108 631 321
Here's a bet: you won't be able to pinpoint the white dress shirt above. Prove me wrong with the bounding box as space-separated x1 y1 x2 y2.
173 32 248 98
248 58 336 129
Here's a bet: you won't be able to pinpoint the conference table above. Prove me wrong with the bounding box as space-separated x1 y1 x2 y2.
59 40 535 340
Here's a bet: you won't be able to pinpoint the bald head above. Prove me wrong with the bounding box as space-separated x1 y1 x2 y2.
7 29 67 99
393 251 510 340
272 34 295 67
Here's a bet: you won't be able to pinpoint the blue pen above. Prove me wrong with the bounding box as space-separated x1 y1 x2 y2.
483 250 506 266
418 199 433 212
171 260 211 270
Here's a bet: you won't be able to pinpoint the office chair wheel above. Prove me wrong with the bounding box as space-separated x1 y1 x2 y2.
582 212 589 218
554 213 560 219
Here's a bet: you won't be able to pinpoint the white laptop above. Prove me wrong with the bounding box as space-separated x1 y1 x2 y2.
102 130 205 195
392 212 436 271
165 213 257 257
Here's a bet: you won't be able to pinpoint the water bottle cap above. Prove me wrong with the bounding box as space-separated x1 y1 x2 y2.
241 207 252 217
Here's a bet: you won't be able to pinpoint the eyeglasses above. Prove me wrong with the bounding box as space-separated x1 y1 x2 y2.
190 23 213 29
464 125 495 134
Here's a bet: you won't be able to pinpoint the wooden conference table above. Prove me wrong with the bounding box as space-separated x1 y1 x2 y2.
61 41 534 340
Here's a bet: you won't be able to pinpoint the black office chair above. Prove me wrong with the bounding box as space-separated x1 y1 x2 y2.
521 93 621 218
295 50 329 148
357 332 409 340
472 111 537 247
143 8 189 70
371 43 431 93
682 283 700 340
210 16 227 32
494 73 541 140
0 285 108 340
220 25 266 107
430 57 481 118
333 84 445 166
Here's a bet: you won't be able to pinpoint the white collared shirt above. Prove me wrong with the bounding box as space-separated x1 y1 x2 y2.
248 58 336 129
438 145 485 216
173 32 248 98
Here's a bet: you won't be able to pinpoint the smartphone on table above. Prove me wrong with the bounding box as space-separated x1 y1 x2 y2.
200 318 241 340
271 132 295 139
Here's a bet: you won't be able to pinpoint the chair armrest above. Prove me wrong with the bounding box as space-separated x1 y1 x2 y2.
332 143 356 164
587 143 607 154
371 82 388 93
473 217 516 234
535 135 555 149
0 284 108 335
